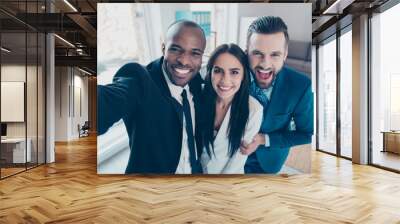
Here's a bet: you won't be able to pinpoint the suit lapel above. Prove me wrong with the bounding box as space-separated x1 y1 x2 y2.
147 57 172 98
147 57 204 159
147 57 183 124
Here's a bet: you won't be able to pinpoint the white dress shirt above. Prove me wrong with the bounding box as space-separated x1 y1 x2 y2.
200 96 263 174
162 67 196 174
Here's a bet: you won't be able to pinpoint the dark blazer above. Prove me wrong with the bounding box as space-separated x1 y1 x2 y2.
97 57 203 174
247 66 314 173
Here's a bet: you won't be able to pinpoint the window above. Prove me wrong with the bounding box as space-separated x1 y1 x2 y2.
339 28 352 158
370 3 400 171
317 36 337 155
0 1 46 179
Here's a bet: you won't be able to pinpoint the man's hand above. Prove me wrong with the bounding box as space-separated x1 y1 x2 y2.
240 134 265 155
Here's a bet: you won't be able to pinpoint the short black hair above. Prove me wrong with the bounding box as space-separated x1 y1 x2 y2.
166 20 206 41
247 16 289 47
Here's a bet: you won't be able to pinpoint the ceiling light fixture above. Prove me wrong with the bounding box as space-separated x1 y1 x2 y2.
63 0 78 12
54 34 75 48
76 48 85 55
322 0 354 15
78 67 93 76
1 47 11 53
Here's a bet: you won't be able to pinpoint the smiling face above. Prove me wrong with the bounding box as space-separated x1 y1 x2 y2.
162 26 206 87
247 32 288 89
211 53 244 102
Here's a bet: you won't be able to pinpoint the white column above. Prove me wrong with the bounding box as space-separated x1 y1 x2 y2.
46 32 55 163
311 45 317 151
352 14 369 164
45 0 55 163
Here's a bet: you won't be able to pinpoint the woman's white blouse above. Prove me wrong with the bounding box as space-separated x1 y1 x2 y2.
201 96 263 174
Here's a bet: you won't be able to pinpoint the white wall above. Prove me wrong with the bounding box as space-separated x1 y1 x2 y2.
55 66 68 141
54 67 89 141
157 3 311 43
72 73 89 138
1 64 26 81
1 65 37 137
1 82 25 122
236 3 311 42
1 66 26 128
1 63 47 163
159 3 191 39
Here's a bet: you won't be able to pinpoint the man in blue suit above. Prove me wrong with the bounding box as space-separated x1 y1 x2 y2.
241 16 313 174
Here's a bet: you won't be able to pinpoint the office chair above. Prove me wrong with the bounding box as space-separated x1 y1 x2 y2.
78 121 90 138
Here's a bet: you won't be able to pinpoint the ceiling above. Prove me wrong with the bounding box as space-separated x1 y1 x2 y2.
1 0 98 74
0 0 393 75
310 0 390 43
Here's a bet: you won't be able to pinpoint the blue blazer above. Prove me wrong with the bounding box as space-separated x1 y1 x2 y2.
246 66 313 173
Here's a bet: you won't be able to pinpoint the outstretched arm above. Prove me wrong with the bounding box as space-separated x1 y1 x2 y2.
97 63 147 135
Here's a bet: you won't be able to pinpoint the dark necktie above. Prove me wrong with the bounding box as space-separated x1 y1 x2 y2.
181 89 198 173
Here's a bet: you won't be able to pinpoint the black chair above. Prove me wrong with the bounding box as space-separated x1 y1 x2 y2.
78 121 90 138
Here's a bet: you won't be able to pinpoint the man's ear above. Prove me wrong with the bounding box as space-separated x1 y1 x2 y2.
283 45 289 61
161 43 166 55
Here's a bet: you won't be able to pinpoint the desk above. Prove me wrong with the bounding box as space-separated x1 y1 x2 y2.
381 131 400 154
1 138 31 163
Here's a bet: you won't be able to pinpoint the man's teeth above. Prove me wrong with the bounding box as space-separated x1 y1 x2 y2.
174 68 190 74
257 69 272 79
258 69 271 74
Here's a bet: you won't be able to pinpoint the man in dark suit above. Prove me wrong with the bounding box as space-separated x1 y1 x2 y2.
98 20 206 174
241 16 314 173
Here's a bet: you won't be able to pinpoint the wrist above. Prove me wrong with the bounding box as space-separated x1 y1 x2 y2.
258 134 266 145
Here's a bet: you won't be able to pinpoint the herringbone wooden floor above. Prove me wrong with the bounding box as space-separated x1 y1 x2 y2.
1 135 400 223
